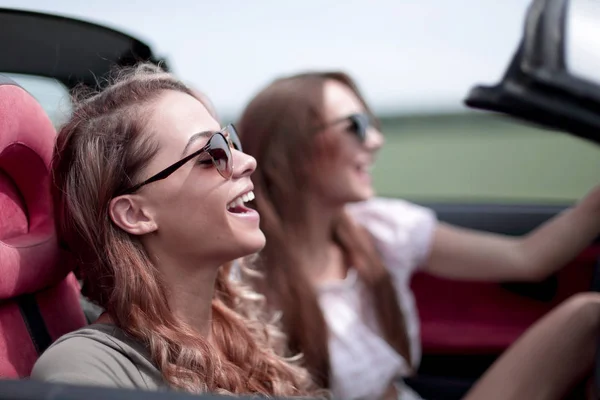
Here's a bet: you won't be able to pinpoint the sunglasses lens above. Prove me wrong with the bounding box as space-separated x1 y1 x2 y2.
226 125 243 151
208 133 233 179
349 114 369 141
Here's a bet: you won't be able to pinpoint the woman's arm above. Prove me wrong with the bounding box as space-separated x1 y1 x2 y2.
423 186 600 281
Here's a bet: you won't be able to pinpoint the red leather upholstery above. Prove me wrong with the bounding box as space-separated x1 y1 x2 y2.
0 76 85 378
413 246 597 354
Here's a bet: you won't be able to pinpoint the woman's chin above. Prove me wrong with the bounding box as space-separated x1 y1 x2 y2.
349 185 375 203
333 188 374 207
347 174 376 200
236 230 267 256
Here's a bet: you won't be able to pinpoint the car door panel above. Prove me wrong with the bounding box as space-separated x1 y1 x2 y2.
408 202 598 389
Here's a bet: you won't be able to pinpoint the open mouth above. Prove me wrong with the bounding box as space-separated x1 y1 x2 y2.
227 190 255 214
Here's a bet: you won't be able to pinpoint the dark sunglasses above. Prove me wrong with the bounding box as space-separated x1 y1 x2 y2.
117 124 241 196
327 112 375 142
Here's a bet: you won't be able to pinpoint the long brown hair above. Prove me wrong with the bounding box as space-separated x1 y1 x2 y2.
237 72 413 388
52 63 323 397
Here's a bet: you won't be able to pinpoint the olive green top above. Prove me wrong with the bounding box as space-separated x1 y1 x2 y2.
31 323 165 390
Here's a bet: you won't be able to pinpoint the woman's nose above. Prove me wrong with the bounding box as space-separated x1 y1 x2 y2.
364 127 385 152
232 149 257 178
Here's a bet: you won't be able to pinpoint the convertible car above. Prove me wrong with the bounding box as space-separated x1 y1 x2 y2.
0 0 598 399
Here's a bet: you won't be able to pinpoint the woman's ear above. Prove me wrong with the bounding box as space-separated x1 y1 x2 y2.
109 195 158 235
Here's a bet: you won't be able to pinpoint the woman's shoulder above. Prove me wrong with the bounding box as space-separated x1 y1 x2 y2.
40 323 138 355
345 197 436 234
31 324 163 390
345 197 438 270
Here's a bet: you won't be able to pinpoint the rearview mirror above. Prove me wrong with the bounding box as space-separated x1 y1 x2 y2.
464 0 600 145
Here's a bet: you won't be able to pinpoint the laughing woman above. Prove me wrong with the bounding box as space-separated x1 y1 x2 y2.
31 64 322 398
237 71 600 400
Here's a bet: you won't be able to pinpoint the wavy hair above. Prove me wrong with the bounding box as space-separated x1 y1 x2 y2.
237 72 413 388
52 63 323 397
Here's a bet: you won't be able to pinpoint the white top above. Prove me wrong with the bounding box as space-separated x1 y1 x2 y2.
318 197 437 400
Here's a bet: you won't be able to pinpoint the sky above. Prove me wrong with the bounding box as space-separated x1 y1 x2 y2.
1 0 533 118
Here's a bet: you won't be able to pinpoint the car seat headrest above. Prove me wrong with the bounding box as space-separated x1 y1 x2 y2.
0 75 70 300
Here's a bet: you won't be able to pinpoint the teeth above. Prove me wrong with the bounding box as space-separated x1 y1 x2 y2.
227 191 255 210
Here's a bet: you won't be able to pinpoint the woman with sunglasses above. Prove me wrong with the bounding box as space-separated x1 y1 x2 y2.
30 64 322 397
237 72 600 400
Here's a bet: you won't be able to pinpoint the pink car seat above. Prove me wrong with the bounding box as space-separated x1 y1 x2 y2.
0 75 85 378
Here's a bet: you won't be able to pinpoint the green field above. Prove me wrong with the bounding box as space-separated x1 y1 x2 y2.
374 113 600 204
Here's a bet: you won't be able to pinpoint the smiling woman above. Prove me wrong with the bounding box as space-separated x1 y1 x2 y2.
238 70 600 400
29 63 322 398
